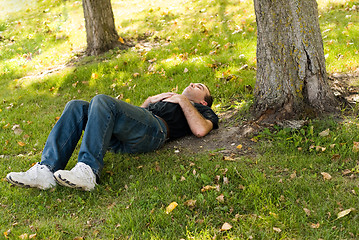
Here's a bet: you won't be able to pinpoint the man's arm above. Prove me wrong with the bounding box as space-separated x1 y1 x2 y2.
163 94 213 137
140 92 175 108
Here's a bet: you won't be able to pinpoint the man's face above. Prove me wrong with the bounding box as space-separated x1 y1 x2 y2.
182 83 210 106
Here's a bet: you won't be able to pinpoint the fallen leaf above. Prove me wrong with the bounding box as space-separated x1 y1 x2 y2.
13 126 23 135
19 233 28 239
316 146 326 152
201 185 217 192
353 142 359 152
216 194 225 203
319 128 330 137
184 199 196 209
29 234 37 239
331 154 341 161
223 156 235 161
290 171 297 179
155 162 161 172
321 172 332 180
165 202 178 214
342 169 352 175
311 223 320 229
337 208 354 219
236 144 242 150
303 208 311 216
91 73 99 79
133 73 140 77
273 227 282 232
18 141 26 147
3 229 11 238
223 177 229 185
220 222 232 231
118 37 125 44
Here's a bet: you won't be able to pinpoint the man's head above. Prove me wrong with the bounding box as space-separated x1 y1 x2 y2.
182 83 213 107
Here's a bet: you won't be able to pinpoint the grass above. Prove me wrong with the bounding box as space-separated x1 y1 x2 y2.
0 0 359 239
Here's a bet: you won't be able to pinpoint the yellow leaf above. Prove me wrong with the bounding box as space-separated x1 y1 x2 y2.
18 141 26 147
321 172 332 180
223 156 235 161
311 223 320 229
29 234 37 239
165 202 178 214
118 37 125 44
220 222 232 231
133 73 140 77
4 229 11 238
236 144 242 150
91 73 99 79
337 208 354 219
201 185 216 192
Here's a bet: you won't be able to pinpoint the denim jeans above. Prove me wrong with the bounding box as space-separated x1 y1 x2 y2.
40 94 168 176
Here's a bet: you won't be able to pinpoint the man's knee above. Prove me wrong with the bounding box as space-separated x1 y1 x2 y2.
65 100 88 111
90 94 114 106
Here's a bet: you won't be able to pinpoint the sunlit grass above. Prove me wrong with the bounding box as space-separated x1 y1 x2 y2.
1 0 359 239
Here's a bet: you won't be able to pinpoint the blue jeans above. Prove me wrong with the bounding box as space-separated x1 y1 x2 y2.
40 94 168 176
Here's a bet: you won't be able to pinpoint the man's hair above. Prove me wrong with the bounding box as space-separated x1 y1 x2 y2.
204 84 214 107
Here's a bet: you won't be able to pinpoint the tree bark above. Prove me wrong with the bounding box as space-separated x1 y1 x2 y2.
253 0 338 120
82 0 120 56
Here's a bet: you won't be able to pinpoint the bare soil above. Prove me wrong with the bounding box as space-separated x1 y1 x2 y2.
165 71 359 156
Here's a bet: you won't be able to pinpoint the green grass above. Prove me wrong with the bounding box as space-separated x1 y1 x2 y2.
1 0 359 239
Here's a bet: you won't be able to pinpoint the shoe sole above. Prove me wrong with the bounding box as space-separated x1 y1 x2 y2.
54 174 91 191
6 176 31 188
6 176 52 190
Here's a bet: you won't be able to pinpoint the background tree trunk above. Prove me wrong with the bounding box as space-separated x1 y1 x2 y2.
253 0 338 120
82 0 120 56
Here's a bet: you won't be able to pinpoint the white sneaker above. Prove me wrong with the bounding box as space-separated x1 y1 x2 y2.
6 163 56 190
54 162 96 191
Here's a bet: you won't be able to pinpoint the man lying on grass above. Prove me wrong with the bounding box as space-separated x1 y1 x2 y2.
6 83 219 191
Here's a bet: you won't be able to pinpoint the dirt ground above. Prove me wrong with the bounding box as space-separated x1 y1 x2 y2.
165 71 359 156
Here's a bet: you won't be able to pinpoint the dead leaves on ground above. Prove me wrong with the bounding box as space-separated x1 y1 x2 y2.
3 230 37 239
1 122 34 149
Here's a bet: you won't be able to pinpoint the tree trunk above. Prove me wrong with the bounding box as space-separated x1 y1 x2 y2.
253 0 338 121
82 0 120 56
